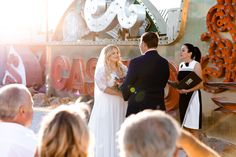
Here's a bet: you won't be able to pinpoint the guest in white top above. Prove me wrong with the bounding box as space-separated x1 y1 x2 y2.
0 84 37 157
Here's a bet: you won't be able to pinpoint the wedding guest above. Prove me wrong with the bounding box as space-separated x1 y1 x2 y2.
118 110 220 157
119 110 180 157
0 84 37 157
36 105 91 157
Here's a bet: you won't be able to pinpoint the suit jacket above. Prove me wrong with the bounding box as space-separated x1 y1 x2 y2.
121 50 170 117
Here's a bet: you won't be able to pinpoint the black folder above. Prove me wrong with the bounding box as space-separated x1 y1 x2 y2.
168 72 202 90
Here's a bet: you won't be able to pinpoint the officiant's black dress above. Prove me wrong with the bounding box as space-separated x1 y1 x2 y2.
178 60 202 129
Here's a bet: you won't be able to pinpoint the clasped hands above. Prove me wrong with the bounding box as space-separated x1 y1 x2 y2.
178 89 190 94
113 77 125 97
115 77 125 86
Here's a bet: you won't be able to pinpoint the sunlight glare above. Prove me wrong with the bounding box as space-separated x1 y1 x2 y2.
0 0 42 30
48 0 73 31
0 0 43 42
0 0 72 42
0 0 183 42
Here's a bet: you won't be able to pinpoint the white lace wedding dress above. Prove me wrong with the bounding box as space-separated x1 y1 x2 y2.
89 66 128 157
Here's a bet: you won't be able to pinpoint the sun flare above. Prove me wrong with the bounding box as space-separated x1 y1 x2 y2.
0 0 182 42
0 0 43 30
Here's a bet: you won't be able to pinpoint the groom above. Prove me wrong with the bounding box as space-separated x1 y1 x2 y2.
120 32 170 117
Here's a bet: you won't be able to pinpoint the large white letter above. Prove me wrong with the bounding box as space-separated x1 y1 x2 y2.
84 0 145 32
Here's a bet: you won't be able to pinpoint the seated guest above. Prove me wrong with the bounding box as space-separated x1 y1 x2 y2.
118 110 220 157
36 105 92 157
0 84 37 157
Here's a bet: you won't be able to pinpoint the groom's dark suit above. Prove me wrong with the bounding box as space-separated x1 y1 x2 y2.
121 50 170 117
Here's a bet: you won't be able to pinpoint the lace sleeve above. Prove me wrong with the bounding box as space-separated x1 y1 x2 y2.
95 67 107 91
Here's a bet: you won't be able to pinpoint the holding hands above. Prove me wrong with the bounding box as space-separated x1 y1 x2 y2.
115 77 125 89
111 73 125 90
178 89 190 94
114 77 125 98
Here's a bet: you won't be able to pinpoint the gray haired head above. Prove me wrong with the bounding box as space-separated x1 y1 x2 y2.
118 110 181 157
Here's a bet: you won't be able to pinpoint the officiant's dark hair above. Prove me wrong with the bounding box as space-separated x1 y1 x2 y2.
184 43 201 62
141 32 159 48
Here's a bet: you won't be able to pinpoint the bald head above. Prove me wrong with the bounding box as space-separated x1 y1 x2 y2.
0 84 33 126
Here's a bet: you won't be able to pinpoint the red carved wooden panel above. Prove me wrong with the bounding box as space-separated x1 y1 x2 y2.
201 0 236 86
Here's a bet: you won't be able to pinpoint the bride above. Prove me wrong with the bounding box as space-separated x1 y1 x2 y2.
89 44 128 157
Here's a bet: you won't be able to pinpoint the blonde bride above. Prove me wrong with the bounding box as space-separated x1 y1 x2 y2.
89 44 128 157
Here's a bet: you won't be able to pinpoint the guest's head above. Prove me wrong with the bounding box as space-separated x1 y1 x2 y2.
118 110 181 157
37 105 91 157
139 32 159 54
0 84 33 127
180 43 202 62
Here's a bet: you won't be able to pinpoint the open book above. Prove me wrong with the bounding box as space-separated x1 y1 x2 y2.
168 71 202 90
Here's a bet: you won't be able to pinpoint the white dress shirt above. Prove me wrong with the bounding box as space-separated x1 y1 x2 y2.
0 122 37 157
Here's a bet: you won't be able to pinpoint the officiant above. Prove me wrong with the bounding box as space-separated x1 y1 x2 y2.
177 43 203 139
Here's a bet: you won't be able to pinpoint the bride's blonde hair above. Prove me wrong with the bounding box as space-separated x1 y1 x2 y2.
103 44 125 80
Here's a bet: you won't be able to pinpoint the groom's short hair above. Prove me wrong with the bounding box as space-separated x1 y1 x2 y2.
141 32 159 49
118 110 181 157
